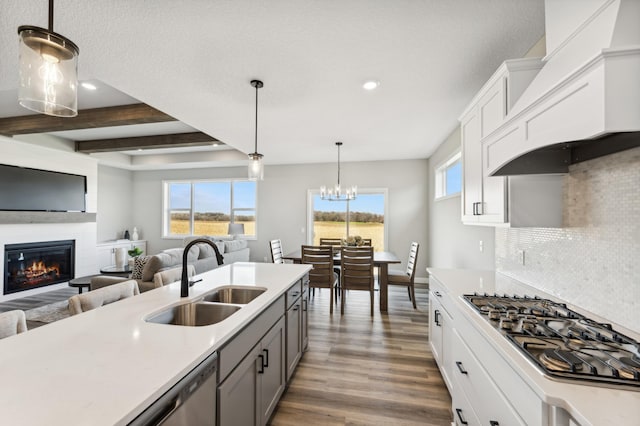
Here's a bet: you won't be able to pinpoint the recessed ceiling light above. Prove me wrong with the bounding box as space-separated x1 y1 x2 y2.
81 82 97 91
363 81 380 90
137 148 143 152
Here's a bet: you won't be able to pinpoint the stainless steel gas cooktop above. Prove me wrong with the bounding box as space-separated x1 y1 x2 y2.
463 293 640 390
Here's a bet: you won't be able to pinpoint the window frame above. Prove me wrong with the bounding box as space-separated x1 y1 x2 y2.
434 150 462 201
162 178 258 240
306 187 389 251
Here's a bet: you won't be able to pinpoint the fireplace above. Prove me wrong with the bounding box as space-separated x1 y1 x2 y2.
4 240 75 295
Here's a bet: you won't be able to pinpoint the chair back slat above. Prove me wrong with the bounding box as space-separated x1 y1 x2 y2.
319 238 342 255
302 245 335 288
269 239 284 264
405 242 419 277
341 246 374 291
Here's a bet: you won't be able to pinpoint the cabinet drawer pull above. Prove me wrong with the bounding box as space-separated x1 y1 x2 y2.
293 305 299 311
434 291 442 297
455 408 469 425
258 355 265 374
473 202 478 215
303 299 307 312
263 349 269 368
456 361 468 375
434 310 441 326
291 291 300 297
490 421 499 426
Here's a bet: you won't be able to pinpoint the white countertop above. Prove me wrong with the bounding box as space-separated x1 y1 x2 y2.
0 262 311 426
427 268 640 426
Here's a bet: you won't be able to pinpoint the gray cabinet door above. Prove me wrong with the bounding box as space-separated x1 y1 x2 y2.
286 300 302 381
259 317 286 424
301 289 309 351
218 344 261 426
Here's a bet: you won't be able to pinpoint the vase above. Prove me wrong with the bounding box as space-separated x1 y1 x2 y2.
132 227 139 241
115 248 128 269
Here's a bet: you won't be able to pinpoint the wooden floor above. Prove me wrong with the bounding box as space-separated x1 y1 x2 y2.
270 286 452 426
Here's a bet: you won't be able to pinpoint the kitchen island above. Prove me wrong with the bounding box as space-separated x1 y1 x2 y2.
428 268 640 426
0 262 311 426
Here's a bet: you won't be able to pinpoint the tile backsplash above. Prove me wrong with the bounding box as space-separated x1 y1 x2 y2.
496 146 640 333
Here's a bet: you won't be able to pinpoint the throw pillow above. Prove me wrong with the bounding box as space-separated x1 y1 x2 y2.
132 255 150 279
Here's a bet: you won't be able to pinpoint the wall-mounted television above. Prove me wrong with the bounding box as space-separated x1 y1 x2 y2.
0 164 87 212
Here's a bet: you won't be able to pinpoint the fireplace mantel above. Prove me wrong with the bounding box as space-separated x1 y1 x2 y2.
0 211 97 224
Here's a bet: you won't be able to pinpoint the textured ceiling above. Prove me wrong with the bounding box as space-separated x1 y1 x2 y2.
1 0 545 168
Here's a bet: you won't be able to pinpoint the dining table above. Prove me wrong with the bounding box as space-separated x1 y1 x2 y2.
282 249 401 312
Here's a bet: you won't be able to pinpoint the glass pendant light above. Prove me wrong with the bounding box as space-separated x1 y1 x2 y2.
248 79 264 180
18 0 79 117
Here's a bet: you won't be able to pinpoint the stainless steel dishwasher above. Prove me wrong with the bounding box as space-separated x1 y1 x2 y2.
129 352 217 426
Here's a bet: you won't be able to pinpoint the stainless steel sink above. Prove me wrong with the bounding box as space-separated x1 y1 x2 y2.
201 286 266 304
146 302 241 326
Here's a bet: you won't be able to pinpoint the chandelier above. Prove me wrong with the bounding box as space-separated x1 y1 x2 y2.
320 142 357 201
18 0 79 117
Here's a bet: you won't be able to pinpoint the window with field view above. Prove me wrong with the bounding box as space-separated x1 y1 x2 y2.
163 180 256 238
309 190 387 251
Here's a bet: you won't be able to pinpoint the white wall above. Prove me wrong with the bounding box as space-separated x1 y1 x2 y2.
130 159 430 280
96 165 134 242
427 127 495 270
0 137 98 302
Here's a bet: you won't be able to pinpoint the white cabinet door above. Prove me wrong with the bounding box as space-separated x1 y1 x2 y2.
460 58 545 227
96 245 115 269
461 112 483 222
429 285 454 393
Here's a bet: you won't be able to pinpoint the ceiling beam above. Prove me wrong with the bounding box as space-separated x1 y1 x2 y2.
0 104 176 136
75 132 223 153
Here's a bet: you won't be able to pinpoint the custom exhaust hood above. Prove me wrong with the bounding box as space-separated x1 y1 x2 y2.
484 0 640 176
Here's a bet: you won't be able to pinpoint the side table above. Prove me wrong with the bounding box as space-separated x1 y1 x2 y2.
99 265 132 278
68 274 102 294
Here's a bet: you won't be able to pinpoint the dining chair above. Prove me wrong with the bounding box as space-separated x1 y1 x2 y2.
269 239 285 264
387 242 419 308
301 245 339 314
0 310 28 339
340 246 375 316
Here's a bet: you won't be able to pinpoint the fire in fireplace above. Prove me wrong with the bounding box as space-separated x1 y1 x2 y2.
4 240 75 295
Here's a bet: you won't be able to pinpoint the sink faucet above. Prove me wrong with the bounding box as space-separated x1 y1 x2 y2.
181 238 224 297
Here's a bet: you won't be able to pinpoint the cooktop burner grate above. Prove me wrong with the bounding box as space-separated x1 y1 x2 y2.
463 293 640 390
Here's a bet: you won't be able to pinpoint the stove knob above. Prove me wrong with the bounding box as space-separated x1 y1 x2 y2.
488 309 502 320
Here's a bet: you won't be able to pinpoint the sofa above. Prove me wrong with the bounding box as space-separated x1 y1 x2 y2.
91 236 250 293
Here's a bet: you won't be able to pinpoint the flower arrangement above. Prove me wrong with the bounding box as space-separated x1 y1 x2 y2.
342 235 364 247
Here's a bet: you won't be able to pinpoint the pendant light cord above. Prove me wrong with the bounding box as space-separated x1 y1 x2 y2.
49 0 54 32
337 143 341 186
254 83 259 154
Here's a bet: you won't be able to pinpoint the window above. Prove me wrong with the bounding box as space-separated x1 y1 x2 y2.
307 189 388 251
435 151 462 199
163 179 257 238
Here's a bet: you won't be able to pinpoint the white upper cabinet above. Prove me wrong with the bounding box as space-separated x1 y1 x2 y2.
460 58 553 226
